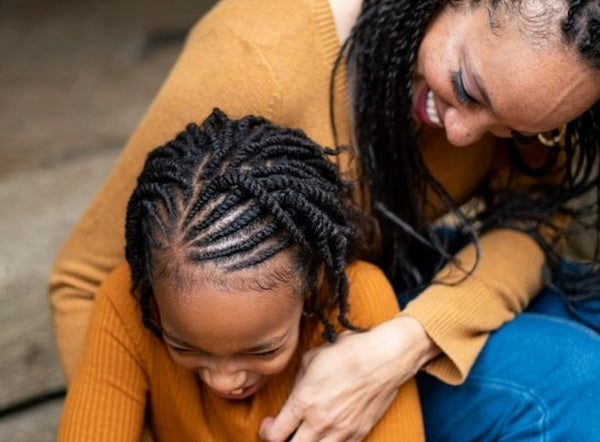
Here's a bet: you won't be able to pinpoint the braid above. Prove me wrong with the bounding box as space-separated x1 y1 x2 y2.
562 0 600 67
125 109 373 341
337 0 446 290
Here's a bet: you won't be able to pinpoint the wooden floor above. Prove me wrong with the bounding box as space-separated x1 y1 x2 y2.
0 0 215 439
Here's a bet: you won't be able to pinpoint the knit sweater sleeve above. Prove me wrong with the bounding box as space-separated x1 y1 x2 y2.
401 228 545 385
48 19 283 381
345 261 425 442
58 264 149 442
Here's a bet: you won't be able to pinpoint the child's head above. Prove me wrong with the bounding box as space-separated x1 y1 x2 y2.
125 109 369 399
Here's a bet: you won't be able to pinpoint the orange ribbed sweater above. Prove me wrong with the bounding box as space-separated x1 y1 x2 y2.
58 261 424 441
49 0 545 386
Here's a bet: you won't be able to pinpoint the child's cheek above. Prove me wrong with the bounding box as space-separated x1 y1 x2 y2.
250 343 299 376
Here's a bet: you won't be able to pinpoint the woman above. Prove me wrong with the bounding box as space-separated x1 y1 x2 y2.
50 0 600 440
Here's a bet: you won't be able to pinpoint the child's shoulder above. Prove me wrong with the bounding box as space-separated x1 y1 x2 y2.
96 263 149 342
344 260 400 327
346 260 393 294
346 260 387 280
98 263 137 310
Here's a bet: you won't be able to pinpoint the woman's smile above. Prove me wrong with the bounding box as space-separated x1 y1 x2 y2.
415 84 443 128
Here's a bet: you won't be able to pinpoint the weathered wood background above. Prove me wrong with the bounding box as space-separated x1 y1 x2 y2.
0 0 216 439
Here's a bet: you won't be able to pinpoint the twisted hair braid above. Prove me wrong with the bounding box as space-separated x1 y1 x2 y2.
338 0 456 290
333 0 600 298
562 0 600 67
125 109 373 341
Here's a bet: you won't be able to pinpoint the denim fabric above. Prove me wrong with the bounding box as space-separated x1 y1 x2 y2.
418 300 600 441
406 231 600 441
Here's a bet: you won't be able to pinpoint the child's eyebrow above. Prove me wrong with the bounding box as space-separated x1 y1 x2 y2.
162 329 290 354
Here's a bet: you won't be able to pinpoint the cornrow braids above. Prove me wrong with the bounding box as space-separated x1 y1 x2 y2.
125 108 373 342
332 0 600 300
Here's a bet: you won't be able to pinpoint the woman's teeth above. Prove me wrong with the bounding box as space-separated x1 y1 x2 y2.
229 388 244 395
426 89 443 127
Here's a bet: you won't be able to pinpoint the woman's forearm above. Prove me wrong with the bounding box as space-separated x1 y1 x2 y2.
402 228 545 384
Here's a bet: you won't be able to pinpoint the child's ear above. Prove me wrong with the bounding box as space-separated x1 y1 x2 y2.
304 264 332 312
305 263 325 299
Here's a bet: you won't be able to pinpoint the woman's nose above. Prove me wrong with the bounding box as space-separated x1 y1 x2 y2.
200 364 248 393
443 106 493 147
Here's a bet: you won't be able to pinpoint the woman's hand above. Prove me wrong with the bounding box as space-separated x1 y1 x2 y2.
259 316 440 442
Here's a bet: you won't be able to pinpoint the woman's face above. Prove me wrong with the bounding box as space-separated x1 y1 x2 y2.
153 255 305 401
412 2 600 146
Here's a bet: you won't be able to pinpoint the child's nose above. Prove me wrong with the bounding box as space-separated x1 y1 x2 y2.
200 366 248 394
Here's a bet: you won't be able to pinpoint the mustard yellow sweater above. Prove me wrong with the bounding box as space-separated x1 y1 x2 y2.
58 261 425 441
49 0 545 385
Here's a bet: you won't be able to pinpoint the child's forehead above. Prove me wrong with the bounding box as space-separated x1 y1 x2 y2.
153 264 305 353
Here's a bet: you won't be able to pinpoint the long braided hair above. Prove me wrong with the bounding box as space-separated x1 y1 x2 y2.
334 0 600 300
125 109 373 342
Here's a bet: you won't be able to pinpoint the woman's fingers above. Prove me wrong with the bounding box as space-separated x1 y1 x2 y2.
287 422 323 442
259 316 439 442
260 402 303 442
284 389 397 442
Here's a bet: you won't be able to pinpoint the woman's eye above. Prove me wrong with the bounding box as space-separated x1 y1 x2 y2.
451 70 476 106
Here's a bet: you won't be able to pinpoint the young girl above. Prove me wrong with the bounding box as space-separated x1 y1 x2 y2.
57 109 424 441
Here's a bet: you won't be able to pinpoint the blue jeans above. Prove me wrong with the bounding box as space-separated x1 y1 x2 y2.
418 290 600 441
406 229 600 442
408 237 600 440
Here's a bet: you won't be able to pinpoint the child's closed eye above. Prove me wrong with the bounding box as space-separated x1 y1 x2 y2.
247 348 282 359
169 345 196 354
168 343 282 359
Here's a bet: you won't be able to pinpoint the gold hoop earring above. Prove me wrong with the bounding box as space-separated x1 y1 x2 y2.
537 124 567 147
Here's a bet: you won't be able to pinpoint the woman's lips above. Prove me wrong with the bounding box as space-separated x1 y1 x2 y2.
415 85 443 128
210 382 261 400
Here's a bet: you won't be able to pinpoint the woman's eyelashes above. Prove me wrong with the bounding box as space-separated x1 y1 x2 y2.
451 70 476 106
